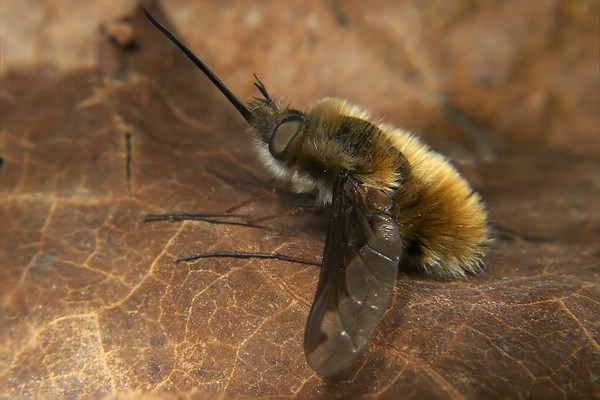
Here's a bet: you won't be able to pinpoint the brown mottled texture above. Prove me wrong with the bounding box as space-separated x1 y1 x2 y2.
1 1 598 398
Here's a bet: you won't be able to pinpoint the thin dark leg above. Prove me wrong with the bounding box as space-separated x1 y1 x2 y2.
145 212 251 221
226 189 278 213
248 206 321 224
177 251 321 266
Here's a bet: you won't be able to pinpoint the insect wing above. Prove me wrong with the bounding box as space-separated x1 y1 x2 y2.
304 171 403 378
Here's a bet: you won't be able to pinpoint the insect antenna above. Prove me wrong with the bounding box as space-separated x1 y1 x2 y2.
253 73 271 100
143 8 254 123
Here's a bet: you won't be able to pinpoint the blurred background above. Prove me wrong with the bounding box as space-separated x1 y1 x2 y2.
2 0 598 155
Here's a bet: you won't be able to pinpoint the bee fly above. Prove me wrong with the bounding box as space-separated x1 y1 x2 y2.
143 9 491 378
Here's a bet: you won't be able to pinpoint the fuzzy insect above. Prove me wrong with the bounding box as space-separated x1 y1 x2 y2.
143 9 491 378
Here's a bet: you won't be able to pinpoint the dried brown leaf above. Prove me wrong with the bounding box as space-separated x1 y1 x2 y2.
1 1 598 399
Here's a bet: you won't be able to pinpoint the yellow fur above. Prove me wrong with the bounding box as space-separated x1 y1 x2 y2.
301 98 490 278
249 95 490 278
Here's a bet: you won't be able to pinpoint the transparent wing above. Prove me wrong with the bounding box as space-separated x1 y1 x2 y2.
304 171 403 378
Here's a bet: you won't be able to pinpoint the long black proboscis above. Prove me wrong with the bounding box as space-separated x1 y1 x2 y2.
143 8 254 123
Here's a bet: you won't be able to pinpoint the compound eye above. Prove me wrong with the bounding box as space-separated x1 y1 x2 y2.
269 113 306 160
